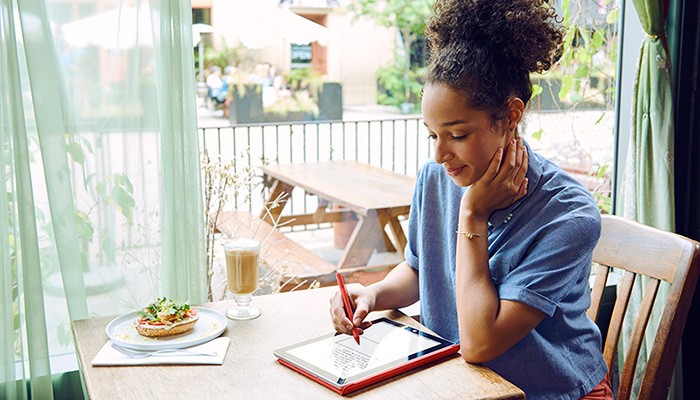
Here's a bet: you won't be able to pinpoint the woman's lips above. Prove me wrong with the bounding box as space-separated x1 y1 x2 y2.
445 165 465 177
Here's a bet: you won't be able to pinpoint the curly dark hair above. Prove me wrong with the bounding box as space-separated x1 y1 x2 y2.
424 0 565 121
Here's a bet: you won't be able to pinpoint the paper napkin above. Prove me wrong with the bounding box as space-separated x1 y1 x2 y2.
91 337 230 366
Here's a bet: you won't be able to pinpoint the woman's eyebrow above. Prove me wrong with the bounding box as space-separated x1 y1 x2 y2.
440 119 469 127
423 119 471 129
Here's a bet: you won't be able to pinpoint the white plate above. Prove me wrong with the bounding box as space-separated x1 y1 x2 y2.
105 307 228 351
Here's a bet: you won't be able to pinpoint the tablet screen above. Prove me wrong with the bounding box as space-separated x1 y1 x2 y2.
274 318 455 387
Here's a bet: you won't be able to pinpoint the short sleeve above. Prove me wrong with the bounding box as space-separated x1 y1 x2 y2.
404 166 425 271
496 215 601 316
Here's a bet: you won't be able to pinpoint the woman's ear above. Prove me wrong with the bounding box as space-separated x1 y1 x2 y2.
506 97 525 131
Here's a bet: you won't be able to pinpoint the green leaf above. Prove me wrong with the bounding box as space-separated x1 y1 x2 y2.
109 184 136 221
574 65 590 79
531 84 543 99
559 75 574 101
113 173 134 194
578 27 591 47
562 28 576 49
95 181 106 198
596 164 609 179
531 129 544 141
576 47 592 65
562 0 572 23
80 137 94 154
66 141 85 164
75 211 95 242
593 30 605 50
84 173 96 190
606 8 620 24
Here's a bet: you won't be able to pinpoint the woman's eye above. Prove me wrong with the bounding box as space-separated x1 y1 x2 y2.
427 133 467 141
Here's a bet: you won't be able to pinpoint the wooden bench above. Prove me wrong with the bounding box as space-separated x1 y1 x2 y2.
216 211 395 291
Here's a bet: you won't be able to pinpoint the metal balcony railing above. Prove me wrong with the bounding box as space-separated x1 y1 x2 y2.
199 117 431 230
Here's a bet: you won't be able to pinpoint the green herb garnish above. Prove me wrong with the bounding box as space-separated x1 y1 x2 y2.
137 297 191 321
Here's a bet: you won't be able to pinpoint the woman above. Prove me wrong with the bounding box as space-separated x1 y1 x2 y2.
329 1 611 398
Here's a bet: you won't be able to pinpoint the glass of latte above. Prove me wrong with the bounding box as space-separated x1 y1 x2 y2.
224 238 262 320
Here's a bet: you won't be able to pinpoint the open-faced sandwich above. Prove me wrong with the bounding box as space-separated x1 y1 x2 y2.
135 297 199 337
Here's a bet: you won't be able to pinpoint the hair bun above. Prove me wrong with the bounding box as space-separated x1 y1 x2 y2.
427 0 564 75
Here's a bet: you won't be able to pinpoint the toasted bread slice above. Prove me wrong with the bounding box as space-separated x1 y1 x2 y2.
135 314 199 337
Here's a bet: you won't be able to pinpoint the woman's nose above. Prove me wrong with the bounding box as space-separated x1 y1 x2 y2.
433 139 452 164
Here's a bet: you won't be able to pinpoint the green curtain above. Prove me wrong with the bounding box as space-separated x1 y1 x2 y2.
625 0 675 229
621 0 675 397
0 1 205 399
154 1 207 301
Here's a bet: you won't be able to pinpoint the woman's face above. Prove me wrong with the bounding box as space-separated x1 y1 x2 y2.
421 83 515 187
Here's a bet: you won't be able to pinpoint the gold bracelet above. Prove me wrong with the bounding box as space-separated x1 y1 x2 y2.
456 231 487 239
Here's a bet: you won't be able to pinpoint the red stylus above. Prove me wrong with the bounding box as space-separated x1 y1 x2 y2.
336 272 360 344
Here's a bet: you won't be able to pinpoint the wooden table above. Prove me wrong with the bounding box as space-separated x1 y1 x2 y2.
72 287 525 399
261 160 415 270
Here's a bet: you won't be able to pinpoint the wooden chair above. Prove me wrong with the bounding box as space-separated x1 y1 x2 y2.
588 215 700 399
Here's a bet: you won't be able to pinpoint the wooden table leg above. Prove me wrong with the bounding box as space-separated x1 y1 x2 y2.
377 212 397 252
337 210 385 270
377 209 409 255
313 199 329 223
259 179 295 225
387 216 407 257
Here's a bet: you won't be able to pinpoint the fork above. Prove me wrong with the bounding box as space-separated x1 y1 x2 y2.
112 344 218 359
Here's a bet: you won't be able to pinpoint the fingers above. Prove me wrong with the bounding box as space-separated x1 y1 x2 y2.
353 301 370 327
482 137 527 184
505 138 519 176
514 138 526 177
329 289 370 335
500 137 528 189
484 147 504 182
330 292 353 333
501 138 522 179
463 137 528 217
512 140 529 201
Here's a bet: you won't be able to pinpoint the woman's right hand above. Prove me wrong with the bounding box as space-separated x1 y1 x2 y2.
329 284 375 335
460 136 528 221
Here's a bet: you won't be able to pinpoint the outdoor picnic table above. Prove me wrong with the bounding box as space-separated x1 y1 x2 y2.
261 160 415 271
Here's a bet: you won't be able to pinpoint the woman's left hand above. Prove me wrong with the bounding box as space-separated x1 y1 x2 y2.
461 137 528 220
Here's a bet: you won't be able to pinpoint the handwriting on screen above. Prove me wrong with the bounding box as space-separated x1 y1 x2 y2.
332 340 371 370
287 321 441 380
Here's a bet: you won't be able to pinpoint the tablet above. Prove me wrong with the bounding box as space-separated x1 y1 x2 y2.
273 317 460 395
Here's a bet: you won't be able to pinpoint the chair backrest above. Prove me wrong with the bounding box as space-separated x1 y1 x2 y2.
587 215 700 399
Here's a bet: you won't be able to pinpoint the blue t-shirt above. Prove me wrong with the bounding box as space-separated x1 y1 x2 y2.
404 143 607 400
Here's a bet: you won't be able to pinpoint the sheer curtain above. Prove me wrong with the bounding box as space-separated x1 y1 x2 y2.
620 0 676 397
1 1 204 399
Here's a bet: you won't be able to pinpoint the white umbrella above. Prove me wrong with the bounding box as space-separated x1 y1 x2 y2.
226 1 329 49
192 23 215 47
277 8 328 46
61 5 153 49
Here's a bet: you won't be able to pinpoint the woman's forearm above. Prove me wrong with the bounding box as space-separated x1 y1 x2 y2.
454 212 502 362
368 261 420 311
455 211 544 364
